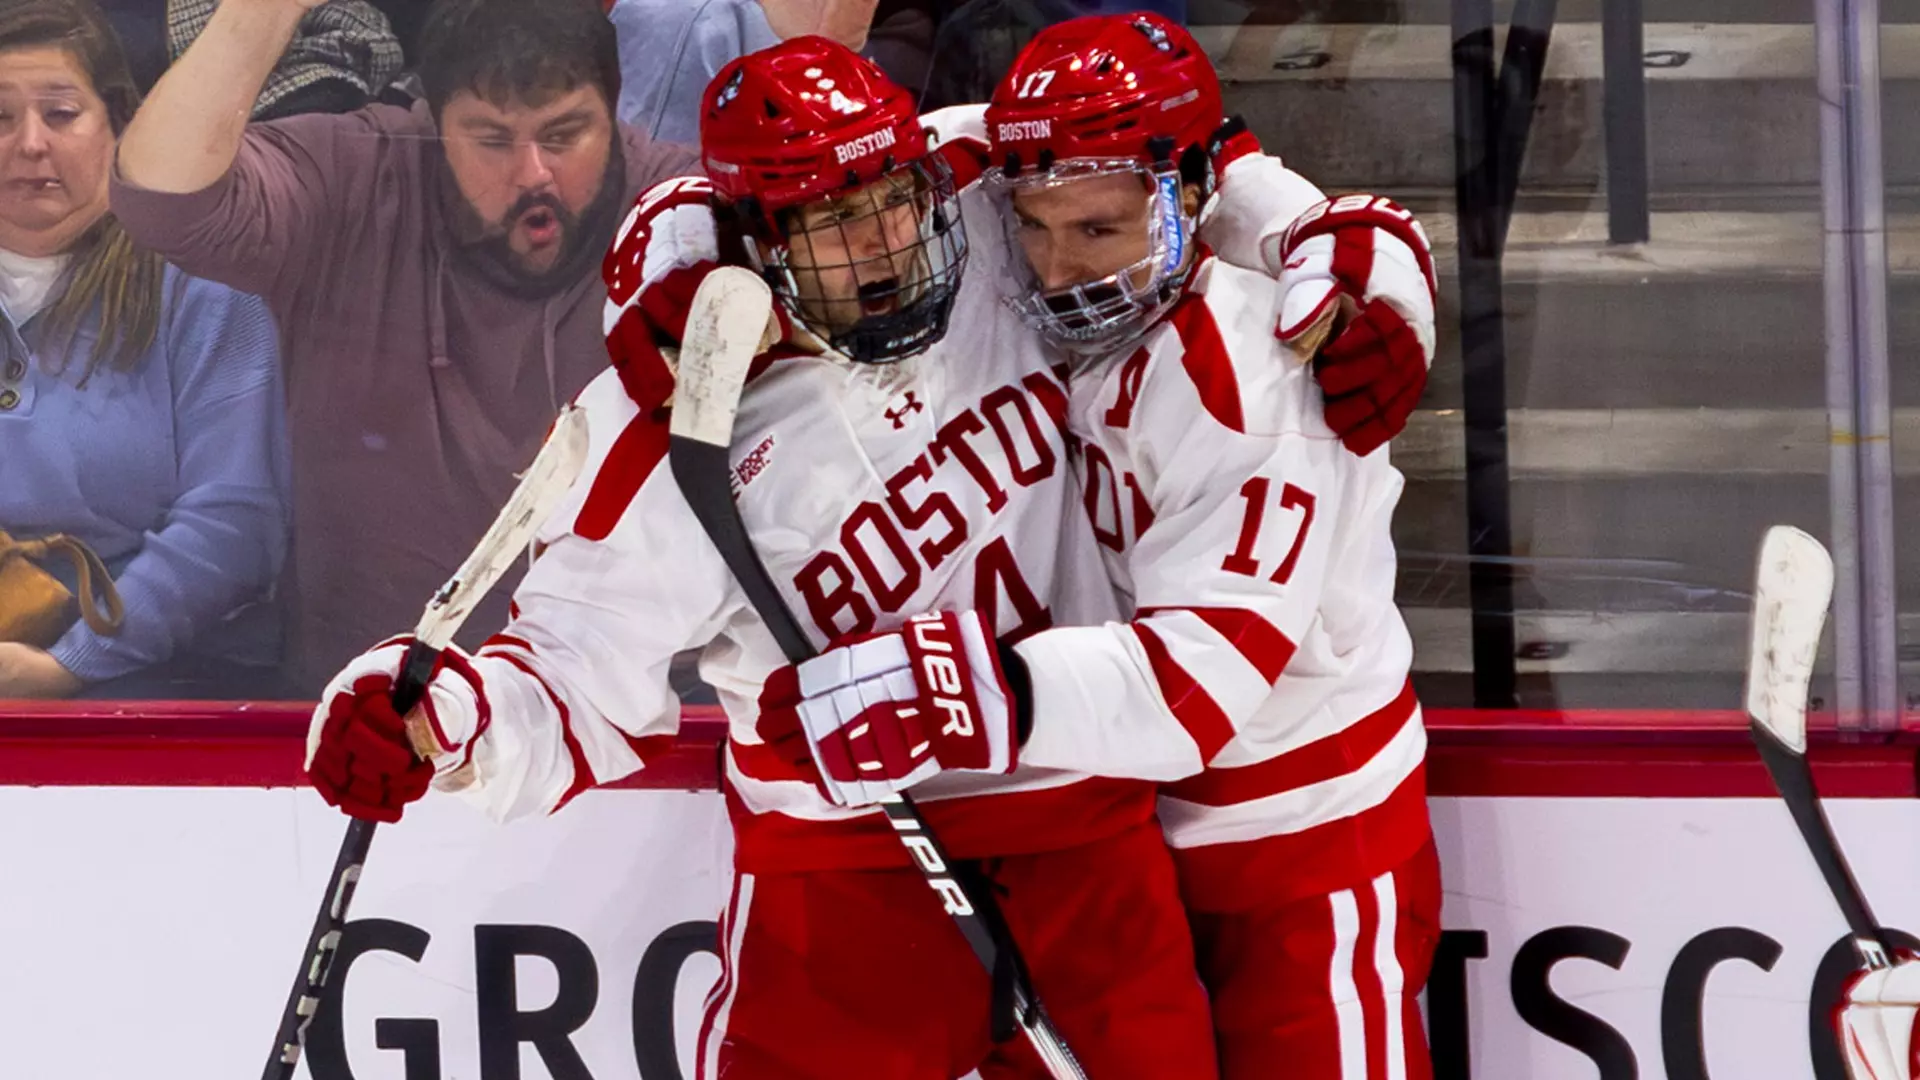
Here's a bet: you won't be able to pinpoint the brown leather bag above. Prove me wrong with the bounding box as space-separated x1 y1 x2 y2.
0 528 125 647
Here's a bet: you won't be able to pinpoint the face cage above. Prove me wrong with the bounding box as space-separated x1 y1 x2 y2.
755 155 969 366
992 158 1196 354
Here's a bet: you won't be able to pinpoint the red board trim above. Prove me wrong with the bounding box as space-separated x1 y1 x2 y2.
0 702 1914 798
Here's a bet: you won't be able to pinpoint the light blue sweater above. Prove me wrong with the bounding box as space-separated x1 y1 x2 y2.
611 0 780 145
0 265 289 685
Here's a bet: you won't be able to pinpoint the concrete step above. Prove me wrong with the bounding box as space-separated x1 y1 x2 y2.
1393 473 1849 608
1208 1 1920 24
1399 210 1920 409
1399 609 1879 710
1394 408 1920 481
1204 22 1920 192
1401 607 1920 709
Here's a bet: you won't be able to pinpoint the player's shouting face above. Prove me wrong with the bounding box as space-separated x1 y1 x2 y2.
784 171 931 338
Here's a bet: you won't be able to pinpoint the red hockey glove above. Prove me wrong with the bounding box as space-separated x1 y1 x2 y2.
304 636 486 823
604 176 791 413
1313 298 1430 457
1265 194 1438 457
754 611 1021 808
1838 955 1920 1079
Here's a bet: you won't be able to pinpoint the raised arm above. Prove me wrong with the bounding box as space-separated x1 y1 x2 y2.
117 0 317 194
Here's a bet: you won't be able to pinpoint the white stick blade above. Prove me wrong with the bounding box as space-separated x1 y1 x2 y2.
1745 525 1834 754
413 404 591 647
668 267 776 449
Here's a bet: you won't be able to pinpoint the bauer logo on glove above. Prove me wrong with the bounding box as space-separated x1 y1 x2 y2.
768 610 1021 808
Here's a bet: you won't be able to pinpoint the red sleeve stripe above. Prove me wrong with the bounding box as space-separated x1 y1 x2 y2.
483 633 536 655
1140 606 1297 686
1133 622 1237 761
1168 295 1246 434
493 651 598 812
1163 679 1418 807
573 412 671 541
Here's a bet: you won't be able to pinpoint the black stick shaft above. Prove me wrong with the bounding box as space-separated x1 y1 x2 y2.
261 639 440 1079
1752 723 1892 964
668 437 1085 1078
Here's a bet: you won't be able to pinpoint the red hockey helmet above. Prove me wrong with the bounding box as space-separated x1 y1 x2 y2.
703 37 927 224
700 37 968 364
986 13 1221 179
985 14 1224 350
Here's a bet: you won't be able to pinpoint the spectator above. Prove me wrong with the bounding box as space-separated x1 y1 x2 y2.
111 0 698 693
608 0 878 143
917 0 1187 111
861 0 940 94
366 0 430 62
0 0 288 700
165 0 406 120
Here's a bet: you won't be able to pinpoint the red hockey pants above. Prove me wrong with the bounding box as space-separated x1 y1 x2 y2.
1187 838 1442 1080
696 819 1219 1079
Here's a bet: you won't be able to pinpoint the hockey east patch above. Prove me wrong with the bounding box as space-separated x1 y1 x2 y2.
731 434 777 494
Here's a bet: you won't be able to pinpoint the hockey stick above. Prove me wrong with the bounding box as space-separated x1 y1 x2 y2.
1747 524 1894 970
666 267 1089 1080
262 405 591 1080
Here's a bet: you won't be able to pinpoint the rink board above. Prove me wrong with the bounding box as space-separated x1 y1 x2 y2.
3 708 1918 1080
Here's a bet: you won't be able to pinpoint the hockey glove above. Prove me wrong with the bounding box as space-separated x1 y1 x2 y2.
1265 194 1438 456
755 611 1022 808
304 636 487 823
604 176 794 413
1839 957 1920 1079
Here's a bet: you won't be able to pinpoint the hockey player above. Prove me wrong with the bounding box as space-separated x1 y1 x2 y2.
302 37 1222 1080
765 14 1440 1078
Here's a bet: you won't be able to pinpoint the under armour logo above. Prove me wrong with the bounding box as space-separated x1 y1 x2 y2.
885 392 924 429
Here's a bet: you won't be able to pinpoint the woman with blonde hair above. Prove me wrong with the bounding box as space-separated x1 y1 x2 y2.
0 0 286 698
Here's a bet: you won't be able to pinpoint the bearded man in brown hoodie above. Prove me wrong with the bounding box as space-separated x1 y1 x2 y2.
111 0 699 691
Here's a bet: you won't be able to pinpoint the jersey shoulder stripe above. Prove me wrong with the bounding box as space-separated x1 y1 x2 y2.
1165 287 1245 433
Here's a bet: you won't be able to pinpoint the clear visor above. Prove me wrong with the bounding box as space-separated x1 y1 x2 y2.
988 157 1194 354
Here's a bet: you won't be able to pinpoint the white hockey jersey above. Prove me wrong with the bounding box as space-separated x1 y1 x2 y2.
439 178 1155 873
1010 257 1430 909
420 117 1337 874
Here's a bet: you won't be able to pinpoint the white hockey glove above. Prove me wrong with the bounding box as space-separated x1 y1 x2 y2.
1840 958 1920 1079
754 611 1022 807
